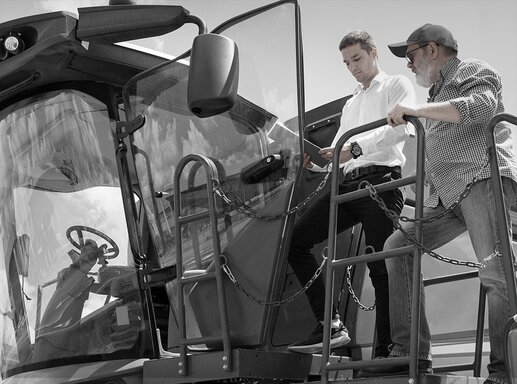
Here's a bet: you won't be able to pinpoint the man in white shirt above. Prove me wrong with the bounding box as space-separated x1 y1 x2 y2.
287 31 416 356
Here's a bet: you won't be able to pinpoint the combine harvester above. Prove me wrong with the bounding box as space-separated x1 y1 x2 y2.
0 1 515 383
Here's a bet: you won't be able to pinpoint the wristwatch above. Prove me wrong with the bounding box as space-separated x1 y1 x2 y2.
350 142 363 159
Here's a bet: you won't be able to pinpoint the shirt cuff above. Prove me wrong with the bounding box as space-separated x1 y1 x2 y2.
449 99 470 125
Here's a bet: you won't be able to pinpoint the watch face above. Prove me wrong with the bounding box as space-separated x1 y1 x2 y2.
351 143 362 158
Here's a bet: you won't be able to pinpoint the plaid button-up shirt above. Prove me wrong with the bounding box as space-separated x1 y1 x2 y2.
424 57 517 208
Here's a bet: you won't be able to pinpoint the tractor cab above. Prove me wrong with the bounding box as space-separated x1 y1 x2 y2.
0 2 324 382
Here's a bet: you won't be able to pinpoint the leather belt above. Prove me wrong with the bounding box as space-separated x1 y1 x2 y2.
343 165 401 182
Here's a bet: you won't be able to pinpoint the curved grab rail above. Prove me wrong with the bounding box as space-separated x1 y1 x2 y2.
485 113 517 315
173 154 232 374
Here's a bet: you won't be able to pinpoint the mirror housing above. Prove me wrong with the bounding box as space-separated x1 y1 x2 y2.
76 5 190 44
188 33 239 118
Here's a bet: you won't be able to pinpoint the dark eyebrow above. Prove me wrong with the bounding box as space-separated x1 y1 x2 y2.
344 53 361 63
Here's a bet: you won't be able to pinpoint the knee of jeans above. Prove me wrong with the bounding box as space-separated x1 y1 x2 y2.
383 230 406 251
478 254 507 289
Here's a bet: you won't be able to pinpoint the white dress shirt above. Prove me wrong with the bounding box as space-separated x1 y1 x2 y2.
312 71 416 175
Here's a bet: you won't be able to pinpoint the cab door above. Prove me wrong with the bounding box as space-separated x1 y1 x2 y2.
123 0 312 350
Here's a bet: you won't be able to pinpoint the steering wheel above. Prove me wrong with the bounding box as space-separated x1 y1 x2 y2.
66 225 119 259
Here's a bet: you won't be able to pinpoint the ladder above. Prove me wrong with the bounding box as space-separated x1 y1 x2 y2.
173 154 232 377
320 116 425 383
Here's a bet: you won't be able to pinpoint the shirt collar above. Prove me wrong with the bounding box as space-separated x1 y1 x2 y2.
439 56 460 81
428 57 460 101
354 71 387 94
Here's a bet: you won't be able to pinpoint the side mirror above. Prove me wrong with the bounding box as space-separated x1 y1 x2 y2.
188 33 239 118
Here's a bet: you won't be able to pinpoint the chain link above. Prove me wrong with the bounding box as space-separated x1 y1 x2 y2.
213 166 331 222
214 166 334 307
341 245 377 312
398 158 490 225
363 156 493 269
365 184 483 268
221 250 328 307
346 265 376 311
342 158 492 309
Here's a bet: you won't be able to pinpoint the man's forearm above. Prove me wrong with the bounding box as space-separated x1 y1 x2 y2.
416 101 461 123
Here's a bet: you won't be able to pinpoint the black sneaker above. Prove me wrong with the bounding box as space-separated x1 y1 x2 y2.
287 316 351 354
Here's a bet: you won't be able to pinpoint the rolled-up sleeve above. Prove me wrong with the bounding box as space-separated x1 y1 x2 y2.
448 65 501 126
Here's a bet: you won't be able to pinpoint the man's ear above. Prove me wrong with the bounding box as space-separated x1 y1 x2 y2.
429 42 440 58
371 47 378 59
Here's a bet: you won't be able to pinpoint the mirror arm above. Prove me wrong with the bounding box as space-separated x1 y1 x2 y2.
185 14 208 35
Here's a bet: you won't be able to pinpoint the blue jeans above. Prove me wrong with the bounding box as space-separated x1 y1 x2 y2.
384 177 516 382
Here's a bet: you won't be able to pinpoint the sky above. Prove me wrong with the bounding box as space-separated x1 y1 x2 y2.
0 0 516 116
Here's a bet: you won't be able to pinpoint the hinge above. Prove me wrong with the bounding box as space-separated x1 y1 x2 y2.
116 114 146 140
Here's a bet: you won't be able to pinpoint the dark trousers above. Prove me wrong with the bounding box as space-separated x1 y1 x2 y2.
288 168 404 357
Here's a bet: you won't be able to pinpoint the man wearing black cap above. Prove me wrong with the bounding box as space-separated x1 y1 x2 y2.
361 23 517 384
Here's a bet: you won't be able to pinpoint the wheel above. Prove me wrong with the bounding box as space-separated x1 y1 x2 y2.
66 225 119 259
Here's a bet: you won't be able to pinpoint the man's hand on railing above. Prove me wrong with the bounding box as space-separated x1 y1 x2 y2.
389 101 461 126
387 103 420 127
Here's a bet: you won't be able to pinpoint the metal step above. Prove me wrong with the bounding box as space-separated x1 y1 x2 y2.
343 374 485 384
143 349 489 384
143 349 353 383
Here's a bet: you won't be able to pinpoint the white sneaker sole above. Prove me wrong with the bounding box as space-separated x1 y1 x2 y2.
287 332 351 354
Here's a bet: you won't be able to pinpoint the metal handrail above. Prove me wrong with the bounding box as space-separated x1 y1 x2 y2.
485 113 517 314
321 116 426 383
319 112 517 383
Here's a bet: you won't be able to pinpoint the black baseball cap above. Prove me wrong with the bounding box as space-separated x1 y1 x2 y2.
388 23 458 58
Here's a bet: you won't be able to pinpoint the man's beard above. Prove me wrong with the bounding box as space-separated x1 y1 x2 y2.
415 59 435 88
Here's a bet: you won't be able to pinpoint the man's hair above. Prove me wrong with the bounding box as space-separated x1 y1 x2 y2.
338 31 376 53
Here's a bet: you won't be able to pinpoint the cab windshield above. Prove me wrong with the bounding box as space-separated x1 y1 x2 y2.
0 90 150 377
123 2 302 347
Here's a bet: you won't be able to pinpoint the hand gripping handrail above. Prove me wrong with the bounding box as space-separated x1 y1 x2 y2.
321 116 426 383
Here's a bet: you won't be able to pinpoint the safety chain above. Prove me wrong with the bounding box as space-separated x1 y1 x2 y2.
212 166 331 222
363 159 493 269
221 250 327 307
399 158 490 225
346 265 376 311
342 160 491 309
219 156 493 312
342 245 377 311
365 184 483 268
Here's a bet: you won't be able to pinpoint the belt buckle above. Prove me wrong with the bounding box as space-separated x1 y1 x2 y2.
351 168 359 180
